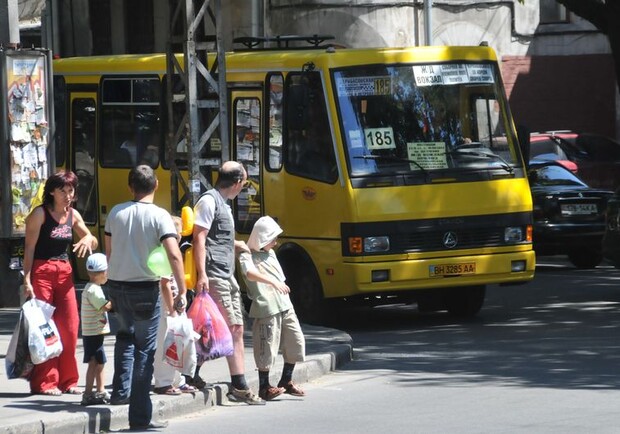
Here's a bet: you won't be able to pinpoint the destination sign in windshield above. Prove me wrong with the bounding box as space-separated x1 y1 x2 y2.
412 64 494 87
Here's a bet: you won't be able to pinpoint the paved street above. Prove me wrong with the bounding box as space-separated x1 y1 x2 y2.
165 257 620 433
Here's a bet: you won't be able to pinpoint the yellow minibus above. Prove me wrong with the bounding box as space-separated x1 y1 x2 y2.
53 41 535 322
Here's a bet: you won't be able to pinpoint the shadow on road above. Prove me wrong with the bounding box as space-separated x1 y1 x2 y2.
325 261 620 391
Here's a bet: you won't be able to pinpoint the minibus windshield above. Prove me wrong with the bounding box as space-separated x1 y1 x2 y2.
333 62 520 178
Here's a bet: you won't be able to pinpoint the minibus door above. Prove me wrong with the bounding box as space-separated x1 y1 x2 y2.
231 90 263 234
69 93 98 280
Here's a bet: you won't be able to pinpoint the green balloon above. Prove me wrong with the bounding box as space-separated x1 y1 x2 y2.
147 246 172 276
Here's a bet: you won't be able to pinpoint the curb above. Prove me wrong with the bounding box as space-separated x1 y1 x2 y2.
3 335 353 434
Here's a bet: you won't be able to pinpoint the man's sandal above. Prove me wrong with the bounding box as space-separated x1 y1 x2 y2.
259 386 285 401
278 381 306 397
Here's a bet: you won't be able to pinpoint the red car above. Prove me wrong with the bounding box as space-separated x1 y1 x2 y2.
529 131 620 191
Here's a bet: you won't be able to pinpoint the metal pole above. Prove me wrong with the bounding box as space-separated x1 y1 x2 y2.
0 0 20 45
424 0 433 46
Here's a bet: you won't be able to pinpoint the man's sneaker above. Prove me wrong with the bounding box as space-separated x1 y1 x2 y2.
128 420 169 431
95 391 111 403
185 374 207 389
81 392 107 406
110 396 129 405
228 387 266 405
258 386 285 401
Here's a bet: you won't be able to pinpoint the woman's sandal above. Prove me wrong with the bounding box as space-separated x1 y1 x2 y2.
178 384 198 393
64 387 82 395
38 388 62 396
154 385 182 396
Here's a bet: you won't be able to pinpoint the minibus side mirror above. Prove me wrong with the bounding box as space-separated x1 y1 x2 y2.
517 124 530 167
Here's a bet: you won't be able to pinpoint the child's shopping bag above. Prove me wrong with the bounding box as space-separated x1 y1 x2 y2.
187 291 234 363
22 298 63 365
162 313 198 376
5 309 34 379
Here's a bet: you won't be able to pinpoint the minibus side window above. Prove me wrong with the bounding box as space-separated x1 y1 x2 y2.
53 76 67 167
72 98 97 224
100 77 161 168
284 72 337 183
266 73 283 171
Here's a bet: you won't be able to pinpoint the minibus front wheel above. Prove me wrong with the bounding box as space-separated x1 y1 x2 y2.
444 285 486 318
279 250 327 324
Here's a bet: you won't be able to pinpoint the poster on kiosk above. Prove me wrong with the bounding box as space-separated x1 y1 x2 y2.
0 49 54 305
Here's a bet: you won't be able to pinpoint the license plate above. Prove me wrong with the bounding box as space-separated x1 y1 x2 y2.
560 203 597 216
429 262 476 277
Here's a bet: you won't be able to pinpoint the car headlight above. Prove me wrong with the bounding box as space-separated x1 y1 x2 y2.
364 236 390 253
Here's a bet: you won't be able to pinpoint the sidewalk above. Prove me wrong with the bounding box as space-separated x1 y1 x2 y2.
0 308 353 433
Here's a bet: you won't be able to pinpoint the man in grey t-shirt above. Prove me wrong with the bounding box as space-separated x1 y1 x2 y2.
104 165 187 430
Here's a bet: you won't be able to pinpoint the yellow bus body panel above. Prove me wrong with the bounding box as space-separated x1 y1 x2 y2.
53 46 533 301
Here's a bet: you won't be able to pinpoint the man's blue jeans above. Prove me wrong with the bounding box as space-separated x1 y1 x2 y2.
108 281 160 427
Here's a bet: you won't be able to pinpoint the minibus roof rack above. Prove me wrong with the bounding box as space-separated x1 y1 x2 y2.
233 34 336 50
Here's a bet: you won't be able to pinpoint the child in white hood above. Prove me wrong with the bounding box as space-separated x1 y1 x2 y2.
239 216 306 401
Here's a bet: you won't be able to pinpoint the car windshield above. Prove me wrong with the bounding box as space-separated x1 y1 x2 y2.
529 138 570 161
332 62 521 179
529 164 587 187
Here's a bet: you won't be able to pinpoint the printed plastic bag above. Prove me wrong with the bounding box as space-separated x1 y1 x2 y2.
5 310 34 380
187 291 234 363
162 313 198 376
22 299 63 365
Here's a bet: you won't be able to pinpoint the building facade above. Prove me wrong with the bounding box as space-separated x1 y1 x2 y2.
16 0 619 139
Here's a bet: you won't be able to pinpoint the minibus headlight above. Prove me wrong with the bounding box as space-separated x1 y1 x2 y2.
364 236 390 253
504 227 523 243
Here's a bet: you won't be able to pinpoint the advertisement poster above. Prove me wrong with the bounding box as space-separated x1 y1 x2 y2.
4 53 49 235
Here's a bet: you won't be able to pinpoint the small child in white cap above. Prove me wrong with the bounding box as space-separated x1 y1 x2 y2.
238 216 306 401
80 253 112 406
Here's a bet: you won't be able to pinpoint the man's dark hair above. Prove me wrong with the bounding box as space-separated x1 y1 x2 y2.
128 165 157 195
216 162 245 189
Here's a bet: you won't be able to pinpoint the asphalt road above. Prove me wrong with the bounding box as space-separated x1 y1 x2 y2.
161 256 620 433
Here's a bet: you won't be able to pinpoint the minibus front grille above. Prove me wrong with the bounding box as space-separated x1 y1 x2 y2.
391 228 504 252
341 211 532 256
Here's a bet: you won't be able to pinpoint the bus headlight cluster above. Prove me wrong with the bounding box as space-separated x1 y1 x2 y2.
348 236 390 254
364 236 390 253
504 226 531 243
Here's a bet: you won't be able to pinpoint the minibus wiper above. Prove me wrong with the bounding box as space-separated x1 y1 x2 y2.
444 149 514 173
354 154 429 176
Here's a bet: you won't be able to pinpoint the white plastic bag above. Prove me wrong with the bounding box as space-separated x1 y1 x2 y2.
22 299 63 365
162 313 198 376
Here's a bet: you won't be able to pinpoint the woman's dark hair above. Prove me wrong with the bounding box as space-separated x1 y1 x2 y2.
43 171 78 208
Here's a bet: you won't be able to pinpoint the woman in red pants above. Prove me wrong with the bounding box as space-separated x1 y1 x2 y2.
22 171 98 396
